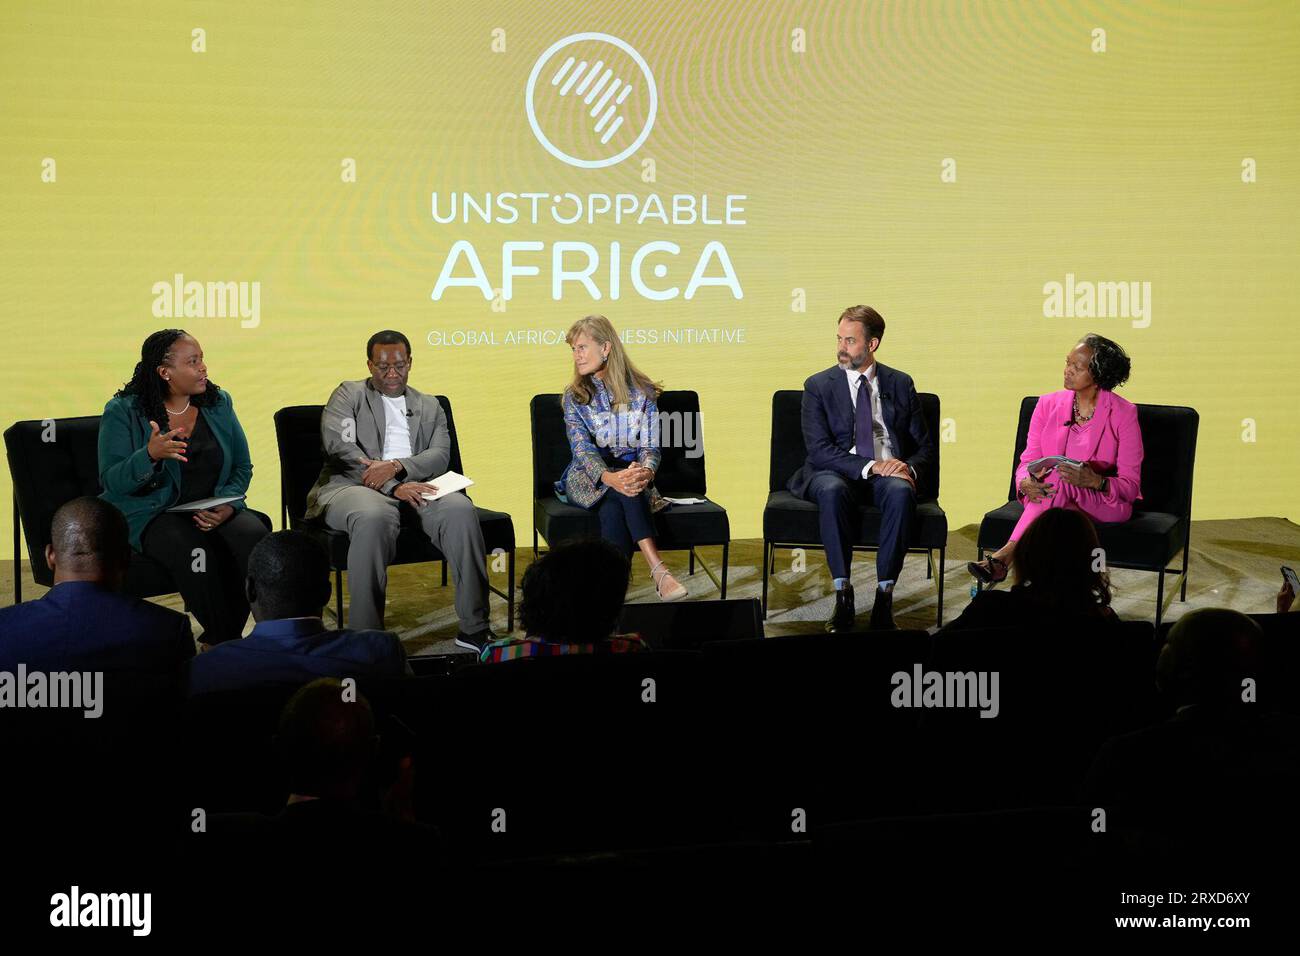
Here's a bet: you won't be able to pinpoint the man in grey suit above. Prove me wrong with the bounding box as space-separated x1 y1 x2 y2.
305 330 496 652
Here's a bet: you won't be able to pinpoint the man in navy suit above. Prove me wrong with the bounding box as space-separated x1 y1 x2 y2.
0 497 193 672
788 306 934 631
188 530 410 695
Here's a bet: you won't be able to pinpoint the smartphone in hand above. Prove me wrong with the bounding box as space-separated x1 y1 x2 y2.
1283 565 1300 594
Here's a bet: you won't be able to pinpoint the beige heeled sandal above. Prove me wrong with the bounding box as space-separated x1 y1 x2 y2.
650 561 688 602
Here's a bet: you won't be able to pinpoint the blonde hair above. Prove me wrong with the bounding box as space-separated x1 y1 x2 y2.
565 315 662 407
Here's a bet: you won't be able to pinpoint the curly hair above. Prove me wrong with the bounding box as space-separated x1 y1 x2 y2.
517 538 631 643
115 329 221 427
1079 333 1131 391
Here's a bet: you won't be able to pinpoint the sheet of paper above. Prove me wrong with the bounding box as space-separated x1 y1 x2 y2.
420 471 474 501
166 494 246 513
660 496 707 505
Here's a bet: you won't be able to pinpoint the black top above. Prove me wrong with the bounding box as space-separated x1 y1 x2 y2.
177 409 223 504
943 588 1119 632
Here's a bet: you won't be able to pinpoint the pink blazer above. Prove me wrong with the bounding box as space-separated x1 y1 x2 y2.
1015 389 1144 506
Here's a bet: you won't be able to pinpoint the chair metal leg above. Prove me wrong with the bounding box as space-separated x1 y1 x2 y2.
936 546 945 627
689 549 695 575
1179 530 1191 601
441 560 448 586
507 547 516 632
532 528 538 559
761 541 770 619
335 568 344 627
720 542 729 600
13 494 21 605
1154 569 1166 627
926 550 932 580
975 546 984 593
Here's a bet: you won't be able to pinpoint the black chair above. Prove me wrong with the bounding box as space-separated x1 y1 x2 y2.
617 597 764 649
273 401 515 629
530 391 730 596
5 415 271 604
975 397 1198 625
761 390 949 624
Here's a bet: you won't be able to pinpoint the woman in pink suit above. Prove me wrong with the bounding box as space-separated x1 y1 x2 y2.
968 334 1142 585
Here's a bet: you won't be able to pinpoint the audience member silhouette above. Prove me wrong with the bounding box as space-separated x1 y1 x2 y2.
480 538 645 662
187 531 409 694
1086 608 1300 860
0 496 193 673
945 508 1119 631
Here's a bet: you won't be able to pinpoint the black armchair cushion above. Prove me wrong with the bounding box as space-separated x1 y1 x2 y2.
534 495 729 551
979 502 1184 569
763 491 948 550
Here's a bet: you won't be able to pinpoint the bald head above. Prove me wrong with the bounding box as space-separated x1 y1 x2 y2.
277 678 377 802
1158 608 1262 710
46 497 131 587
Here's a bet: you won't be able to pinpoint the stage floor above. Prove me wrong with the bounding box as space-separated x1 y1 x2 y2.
4 516 1297 658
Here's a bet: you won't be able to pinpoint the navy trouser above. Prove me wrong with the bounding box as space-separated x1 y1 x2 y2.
597 488 656 557
801 471 916 583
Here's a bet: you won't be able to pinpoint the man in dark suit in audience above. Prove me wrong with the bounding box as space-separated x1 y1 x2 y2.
788 305 934 631
1086 608 1300 858
187 531 410 695
0 496 193 672
200 678 439 911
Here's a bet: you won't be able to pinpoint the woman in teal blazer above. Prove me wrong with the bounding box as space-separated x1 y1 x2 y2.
99 329 269 642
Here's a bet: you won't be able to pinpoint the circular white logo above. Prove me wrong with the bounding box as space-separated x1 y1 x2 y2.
525 32 658 169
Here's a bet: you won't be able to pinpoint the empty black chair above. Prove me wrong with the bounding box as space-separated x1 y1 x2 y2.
5 415 271 603
761 390 949 624
975 398 1198 625
273 401 515 628
530 391 730 596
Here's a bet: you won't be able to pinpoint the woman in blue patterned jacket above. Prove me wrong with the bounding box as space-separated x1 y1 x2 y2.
556 315 687 601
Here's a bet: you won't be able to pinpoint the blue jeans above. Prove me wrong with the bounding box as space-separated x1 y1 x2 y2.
597 488 656 557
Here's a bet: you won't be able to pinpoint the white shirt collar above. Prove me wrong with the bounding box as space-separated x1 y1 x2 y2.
842 362 877 388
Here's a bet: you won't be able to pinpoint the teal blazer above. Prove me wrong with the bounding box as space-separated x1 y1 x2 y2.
98 390 253 551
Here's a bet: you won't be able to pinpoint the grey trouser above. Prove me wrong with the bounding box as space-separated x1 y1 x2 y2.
321 485 489 633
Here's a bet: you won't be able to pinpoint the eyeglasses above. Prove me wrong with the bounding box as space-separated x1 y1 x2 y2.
374 363 409 374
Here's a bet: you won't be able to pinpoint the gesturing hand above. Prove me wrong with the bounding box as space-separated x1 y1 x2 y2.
147 421 188 463
394 482 439 507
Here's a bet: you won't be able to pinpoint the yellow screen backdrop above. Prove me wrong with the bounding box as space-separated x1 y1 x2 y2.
2 0 1297 561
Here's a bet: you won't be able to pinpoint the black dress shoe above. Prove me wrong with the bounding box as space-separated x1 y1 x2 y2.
454 628 499 655
825 585 855 633
869 588 896 630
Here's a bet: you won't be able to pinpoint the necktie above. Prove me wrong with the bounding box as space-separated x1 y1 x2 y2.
855 374 874 460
